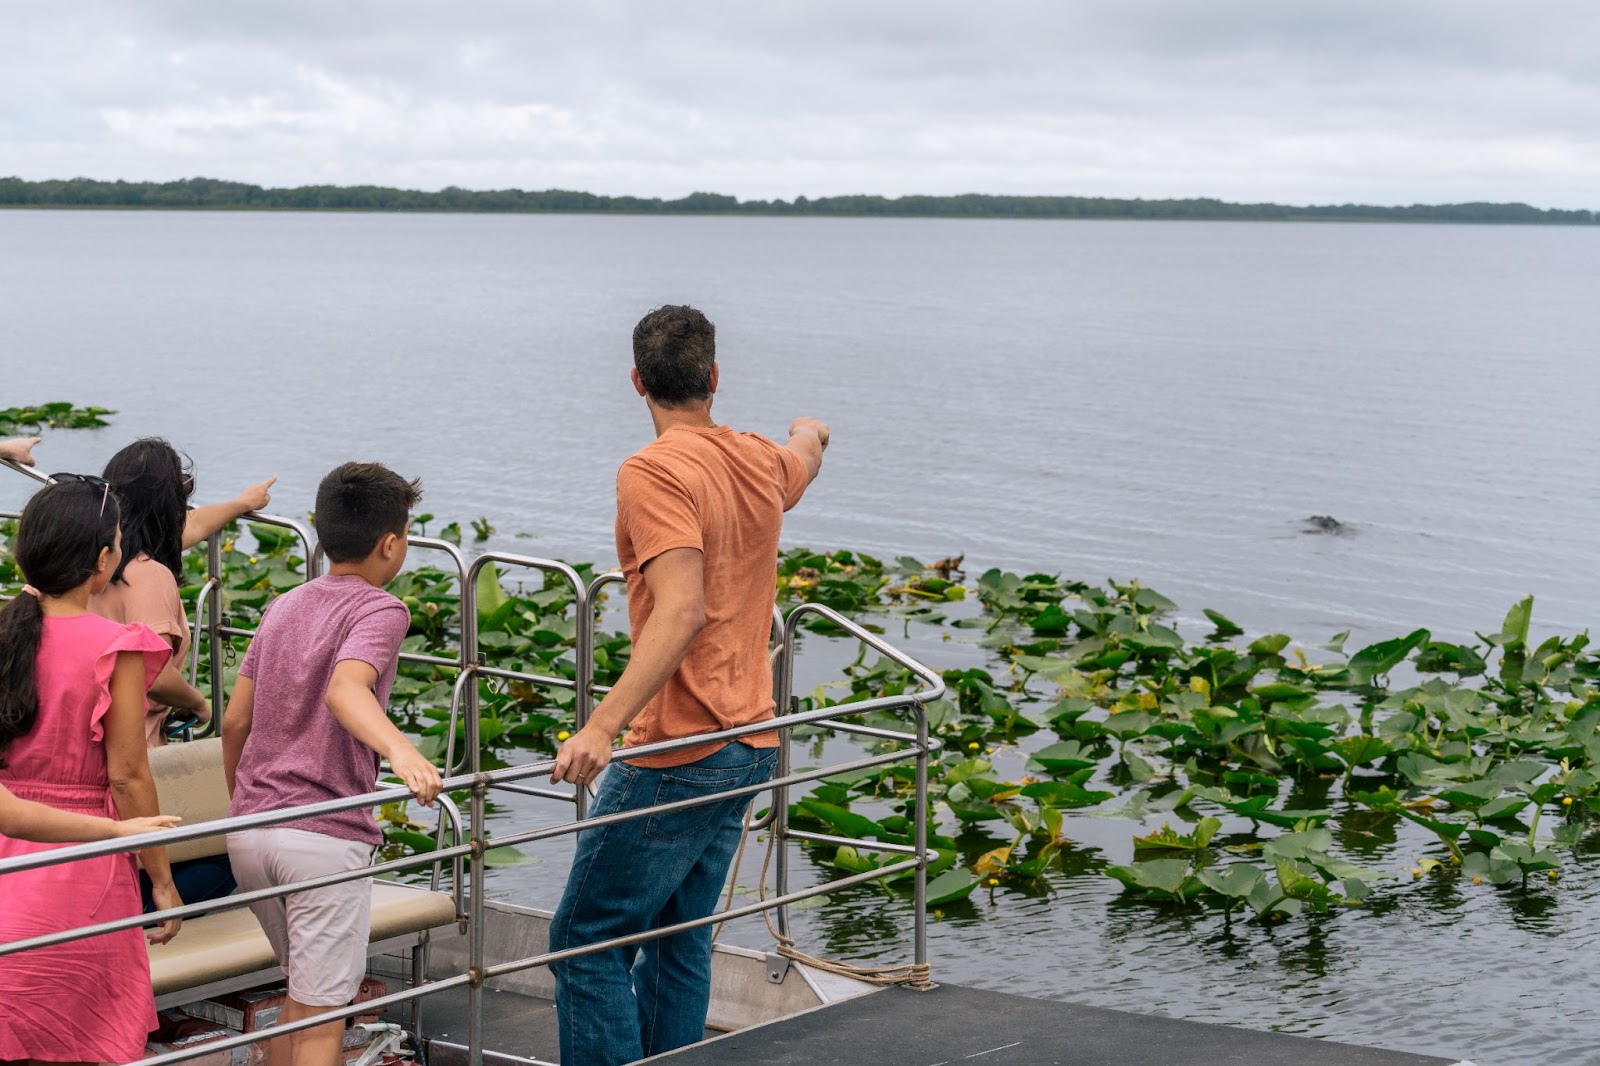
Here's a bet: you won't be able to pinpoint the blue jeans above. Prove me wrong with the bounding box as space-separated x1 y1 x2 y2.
550 741 778 1066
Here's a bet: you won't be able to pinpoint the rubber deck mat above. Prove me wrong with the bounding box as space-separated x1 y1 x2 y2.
648 984 1472 1066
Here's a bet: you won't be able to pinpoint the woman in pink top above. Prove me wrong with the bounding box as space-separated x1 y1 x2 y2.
90 439 208 746
91 438 246 912
0 476 183 1064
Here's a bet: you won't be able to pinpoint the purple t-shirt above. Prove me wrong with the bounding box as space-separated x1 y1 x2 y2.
228 574 411 844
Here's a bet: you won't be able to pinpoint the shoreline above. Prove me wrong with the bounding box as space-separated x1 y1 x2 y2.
2 177 1593 226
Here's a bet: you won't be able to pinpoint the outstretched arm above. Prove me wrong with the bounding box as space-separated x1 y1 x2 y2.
326 660 442 807
148 656 211 724
182 476 278 550
784 418 829 484
0 784 181 843
551 547 706 784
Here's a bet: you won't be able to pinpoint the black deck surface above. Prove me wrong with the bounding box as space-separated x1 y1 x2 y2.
391 984 560 1065
651 985 1468 1066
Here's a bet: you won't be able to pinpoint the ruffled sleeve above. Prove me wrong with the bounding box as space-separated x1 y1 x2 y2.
88 623 174 744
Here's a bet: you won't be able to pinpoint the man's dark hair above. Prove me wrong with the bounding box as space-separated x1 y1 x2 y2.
632 305 716 408
314 462 423 564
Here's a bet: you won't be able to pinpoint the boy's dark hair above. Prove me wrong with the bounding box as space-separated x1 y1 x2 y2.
103 437 193 583
632 305 716 408
0 480 122 765
314 462 422 564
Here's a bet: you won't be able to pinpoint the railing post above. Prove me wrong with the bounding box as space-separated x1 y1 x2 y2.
461 556 481 778
774 610 797 942
573 581 593 819
467 778 488 1066
913 701 930 969
576 571 623 820
206 535 224 733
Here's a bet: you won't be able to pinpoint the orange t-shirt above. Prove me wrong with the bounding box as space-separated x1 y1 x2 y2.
88 554 190 747
615 424 810 768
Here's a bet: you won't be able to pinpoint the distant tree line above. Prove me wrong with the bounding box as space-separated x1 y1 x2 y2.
0 176 1593 225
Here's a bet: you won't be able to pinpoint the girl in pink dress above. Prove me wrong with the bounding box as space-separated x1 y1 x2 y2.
0 476 185 1064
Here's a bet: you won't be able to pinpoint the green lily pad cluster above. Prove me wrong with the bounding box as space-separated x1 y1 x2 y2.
782 554 1599 923
6 506 1599 925
0 402 115 436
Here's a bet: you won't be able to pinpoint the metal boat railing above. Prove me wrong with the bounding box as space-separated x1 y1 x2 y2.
0 462 948 1066
0 656 943 1066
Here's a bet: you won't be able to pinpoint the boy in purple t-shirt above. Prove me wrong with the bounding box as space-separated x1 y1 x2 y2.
223 462 441 1066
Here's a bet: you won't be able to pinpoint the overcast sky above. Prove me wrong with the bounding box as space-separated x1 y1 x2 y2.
3 0 1597 208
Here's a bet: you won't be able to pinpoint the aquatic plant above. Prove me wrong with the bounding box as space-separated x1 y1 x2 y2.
0 402 115 436
5 507 1597 931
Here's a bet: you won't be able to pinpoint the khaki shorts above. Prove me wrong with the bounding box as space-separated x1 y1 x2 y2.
228 827 373 1006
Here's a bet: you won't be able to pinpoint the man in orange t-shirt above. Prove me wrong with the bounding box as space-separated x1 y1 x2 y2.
549 305 827 1065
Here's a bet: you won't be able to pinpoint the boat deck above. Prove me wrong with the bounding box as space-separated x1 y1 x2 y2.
405 983 1475 1066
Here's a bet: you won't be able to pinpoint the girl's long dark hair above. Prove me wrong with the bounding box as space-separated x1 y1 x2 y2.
0 481 122 765
103 437 193 583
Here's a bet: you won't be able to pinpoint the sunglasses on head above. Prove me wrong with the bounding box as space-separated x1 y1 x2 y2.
48 472 112 517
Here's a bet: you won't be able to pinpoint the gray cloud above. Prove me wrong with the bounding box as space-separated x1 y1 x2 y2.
2 0 1597 206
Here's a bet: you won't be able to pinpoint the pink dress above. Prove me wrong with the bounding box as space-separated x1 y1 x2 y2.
0 613 170 1064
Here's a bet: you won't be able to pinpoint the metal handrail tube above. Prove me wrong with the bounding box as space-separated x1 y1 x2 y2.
774 618 796 942
138 973 473 1066
0 775 464 878
822 720 928 745
210 634 464 671
490 782 579 803
738 717 933 836
443 669 474 778
913 695 932 967
476 664 578 691
186 578 215 687
210 635 470 670
201 533 225 739
484 857 920 981
545 698 923 768
429 793 466 902
0 837 473 959
783 603 947 696
195 510 316 740
485 746 919 853
236 512 319 575
0 677 932 882
580 571 626 720
785 831 921 856
402 651 469 670
307 534 467 659
452 553 583 796
468 783 488 1065
744 807 778 834
466 553 586 607
0 457 51 484
1 793 464 947
773 602 946 946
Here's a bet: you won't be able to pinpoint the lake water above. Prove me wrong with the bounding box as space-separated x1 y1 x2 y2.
4 210 1597 646
3 210 1598 1064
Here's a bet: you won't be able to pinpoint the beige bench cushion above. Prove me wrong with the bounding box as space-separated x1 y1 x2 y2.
149 882 458 997
148 738 232 863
